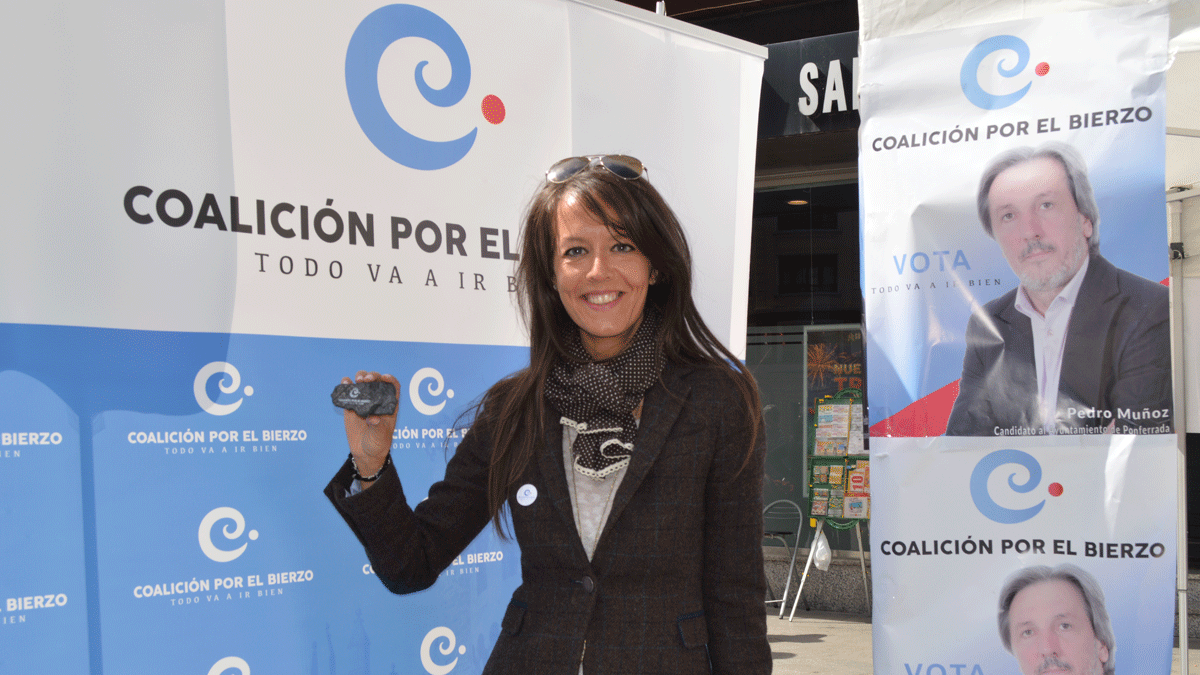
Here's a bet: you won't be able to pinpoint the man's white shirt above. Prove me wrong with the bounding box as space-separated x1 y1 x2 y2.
1013 255 1091 434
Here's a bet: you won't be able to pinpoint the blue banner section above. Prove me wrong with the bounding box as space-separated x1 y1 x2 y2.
0 323 527 674
0 371 89 673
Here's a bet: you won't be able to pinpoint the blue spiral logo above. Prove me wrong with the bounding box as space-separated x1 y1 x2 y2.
970 449 1045 524
960 35 1032 110
346 4 476 170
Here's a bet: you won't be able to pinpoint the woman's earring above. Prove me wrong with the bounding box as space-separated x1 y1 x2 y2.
650 269 659 285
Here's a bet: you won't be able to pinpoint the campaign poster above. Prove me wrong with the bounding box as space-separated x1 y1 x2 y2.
860 4 1176 675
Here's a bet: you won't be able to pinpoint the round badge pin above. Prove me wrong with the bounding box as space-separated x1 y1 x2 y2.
516 484 538 506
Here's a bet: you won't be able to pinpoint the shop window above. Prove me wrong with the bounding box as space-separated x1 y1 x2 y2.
748 181 860 326
778 254 838 294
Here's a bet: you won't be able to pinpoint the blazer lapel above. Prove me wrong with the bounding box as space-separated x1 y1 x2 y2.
1060 254 1120 408
597 364 691 549
987 296 1042 427
536 408 583 551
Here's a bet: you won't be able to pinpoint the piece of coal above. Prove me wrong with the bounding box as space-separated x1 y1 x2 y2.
330 381 397 417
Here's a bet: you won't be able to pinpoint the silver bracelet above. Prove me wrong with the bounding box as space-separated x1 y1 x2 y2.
350 452 391 482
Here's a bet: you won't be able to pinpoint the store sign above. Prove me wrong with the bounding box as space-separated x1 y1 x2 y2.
759 31 859 137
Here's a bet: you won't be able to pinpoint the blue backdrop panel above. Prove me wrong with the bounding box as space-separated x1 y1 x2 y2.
1 323 527 674
0 370 90 673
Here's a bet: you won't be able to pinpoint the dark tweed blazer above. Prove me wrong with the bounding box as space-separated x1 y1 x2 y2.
946 253 1172 436
326 362 771 674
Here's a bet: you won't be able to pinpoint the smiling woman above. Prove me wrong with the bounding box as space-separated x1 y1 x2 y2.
326 154 770 674
552 194 656 360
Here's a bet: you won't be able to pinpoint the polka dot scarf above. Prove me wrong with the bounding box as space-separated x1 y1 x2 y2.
546 306 664 481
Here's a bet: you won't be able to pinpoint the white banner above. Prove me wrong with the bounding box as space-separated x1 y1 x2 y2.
0 1 763 673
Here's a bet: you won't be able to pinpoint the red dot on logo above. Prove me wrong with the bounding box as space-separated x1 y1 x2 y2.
482 95 505 125
1048 482 1063 497
1035 62 1050 77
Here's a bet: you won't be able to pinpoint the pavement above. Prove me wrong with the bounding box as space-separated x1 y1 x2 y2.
767 610 1200 674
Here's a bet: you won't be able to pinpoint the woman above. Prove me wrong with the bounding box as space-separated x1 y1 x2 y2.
325 155 770 674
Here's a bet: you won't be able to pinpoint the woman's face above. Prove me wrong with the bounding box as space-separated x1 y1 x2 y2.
552 194 653 360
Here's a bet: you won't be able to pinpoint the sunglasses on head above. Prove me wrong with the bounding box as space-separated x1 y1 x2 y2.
545 155 647 184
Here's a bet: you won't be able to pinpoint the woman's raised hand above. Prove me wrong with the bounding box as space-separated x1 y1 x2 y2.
342 371 400 482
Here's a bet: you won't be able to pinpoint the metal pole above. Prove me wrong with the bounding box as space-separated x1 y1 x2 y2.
789 517 825 621
778 509 804 618
855 521 871 615
1169 197 1190 673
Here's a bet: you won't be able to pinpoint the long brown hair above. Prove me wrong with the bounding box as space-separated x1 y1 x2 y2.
474 162 762 534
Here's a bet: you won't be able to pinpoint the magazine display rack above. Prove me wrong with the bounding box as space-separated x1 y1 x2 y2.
790 324 871 620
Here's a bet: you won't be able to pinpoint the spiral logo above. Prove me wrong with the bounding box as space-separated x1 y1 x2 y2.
421 627 466 675
194 362 254 416
410 367 454 416
199 507 259 563
346 4 504 170
970 449 1045 524
960 35 1032 110
208 656 250 675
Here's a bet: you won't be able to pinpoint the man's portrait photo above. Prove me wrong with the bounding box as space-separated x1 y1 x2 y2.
998 564 1115 675
945 141 1172 436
